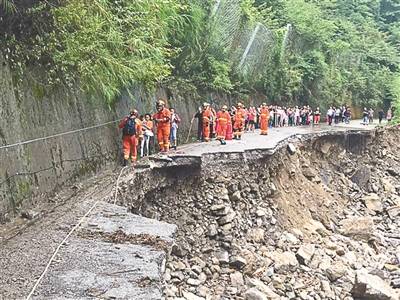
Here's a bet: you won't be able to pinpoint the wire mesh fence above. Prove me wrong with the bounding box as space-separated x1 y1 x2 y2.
208 0 293 82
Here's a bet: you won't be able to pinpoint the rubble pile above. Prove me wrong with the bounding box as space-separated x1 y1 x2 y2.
120 128 400 300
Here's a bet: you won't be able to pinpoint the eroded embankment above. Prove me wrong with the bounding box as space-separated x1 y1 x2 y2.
118 128 400 300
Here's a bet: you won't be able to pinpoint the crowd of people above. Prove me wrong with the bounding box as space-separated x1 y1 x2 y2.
118 100 181 166
118 100 394 165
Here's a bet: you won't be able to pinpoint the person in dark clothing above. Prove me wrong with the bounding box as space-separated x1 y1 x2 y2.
378 109 384 124
344 107 351 124
362 108 369 125
193 107 203 141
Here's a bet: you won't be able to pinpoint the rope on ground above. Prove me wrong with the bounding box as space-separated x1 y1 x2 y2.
0 119 120 151
114 166 128 205
25 166 128 300
25 199 101 300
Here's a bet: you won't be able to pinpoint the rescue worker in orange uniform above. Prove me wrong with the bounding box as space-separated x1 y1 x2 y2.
202 103 213 142
259 102 270 135
233 102 247 140
216 105 231 145
153 100 171 152
119 109 143 166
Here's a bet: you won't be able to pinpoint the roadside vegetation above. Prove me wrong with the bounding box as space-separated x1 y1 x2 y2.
0 0 399 112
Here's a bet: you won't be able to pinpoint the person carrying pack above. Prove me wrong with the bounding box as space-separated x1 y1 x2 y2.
119 109 142 166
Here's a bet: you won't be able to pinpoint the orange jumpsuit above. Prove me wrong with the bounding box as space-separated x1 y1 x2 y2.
259 107 270 135
233 108 247 138
119 117 142 161
216 111 231 141
202 108 213 142
153 108 171 152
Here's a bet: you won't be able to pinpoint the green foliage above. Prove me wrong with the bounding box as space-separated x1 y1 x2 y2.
0 0 399 109
390 73 400 122
1 0 186 102
0 0 15 13
51 0 186 102
253 0 400 108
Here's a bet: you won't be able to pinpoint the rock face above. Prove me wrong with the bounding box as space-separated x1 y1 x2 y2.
117 128 400 300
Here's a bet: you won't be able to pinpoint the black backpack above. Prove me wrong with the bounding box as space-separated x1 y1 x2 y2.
123 117 136 136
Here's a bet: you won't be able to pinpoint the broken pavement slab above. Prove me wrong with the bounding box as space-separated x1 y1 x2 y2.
32 202 176 299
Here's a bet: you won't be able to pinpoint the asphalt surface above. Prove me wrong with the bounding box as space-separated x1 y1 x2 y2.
169 120 377 158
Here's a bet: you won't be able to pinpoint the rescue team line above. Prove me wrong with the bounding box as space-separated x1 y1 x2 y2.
119 101 385 166
119 100 273 166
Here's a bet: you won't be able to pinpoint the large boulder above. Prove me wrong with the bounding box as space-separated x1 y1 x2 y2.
340 217 374 241
296 244 315 266
269 251 299 273
325 262 347 282
182 290 205 300
230 272 244 287
363 193 383 213
351 269 399 300
247 228 265 243
387 205 400 218
244 288 273 300
351 166 371 189
246 277 280 299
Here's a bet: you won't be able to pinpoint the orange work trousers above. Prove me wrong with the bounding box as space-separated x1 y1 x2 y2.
203 122 210 141
233 119 244 137
260 118 269 135
157 125 170 151
217 122 228 140
122 135 138 161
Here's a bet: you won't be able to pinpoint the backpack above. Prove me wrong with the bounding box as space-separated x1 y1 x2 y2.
123 117 136 136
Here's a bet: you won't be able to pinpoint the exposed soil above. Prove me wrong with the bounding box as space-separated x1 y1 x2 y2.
1 126 400 300
118 127 400 299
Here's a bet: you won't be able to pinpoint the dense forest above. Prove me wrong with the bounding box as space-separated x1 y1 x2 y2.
1 0 399 114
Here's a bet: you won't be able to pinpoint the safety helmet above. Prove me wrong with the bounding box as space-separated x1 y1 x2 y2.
222 105 228 110
203 102 209 107
156 100 165 110
262 102 267 106
237 102 243 107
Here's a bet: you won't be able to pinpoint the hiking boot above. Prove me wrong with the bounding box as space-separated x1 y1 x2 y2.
221 140 226 145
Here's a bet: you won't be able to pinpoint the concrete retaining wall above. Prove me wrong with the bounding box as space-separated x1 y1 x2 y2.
0 55 229 222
